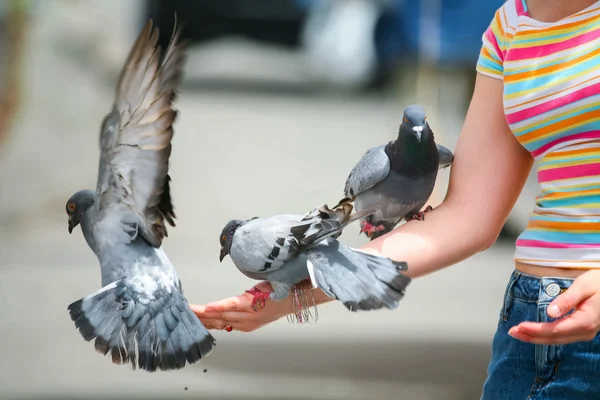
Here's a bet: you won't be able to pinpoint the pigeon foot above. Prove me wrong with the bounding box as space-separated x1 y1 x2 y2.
408 205 434 221
359 220 387 239
245 286 271 311
360 220 387 233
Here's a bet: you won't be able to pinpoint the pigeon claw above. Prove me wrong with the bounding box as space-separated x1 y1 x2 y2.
408 205 434 221
245 287 271 311
360 220 388 238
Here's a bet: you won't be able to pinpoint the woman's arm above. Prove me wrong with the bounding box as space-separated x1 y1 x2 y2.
192 73 535 331
362 72 534 278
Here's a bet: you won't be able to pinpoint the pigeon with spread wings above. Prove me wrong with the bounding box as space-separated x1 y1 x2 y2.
64 19 216 372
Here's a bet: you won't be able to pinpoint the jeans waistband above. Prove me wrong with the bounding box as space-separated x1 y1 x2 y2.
507 270 574 304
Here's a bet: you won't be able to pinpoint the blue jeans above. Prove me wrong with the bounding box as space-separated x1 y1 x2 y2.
481 270 600 399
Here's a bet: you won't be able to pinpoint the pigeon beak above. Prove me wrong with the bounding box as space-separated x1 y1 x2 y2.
219 248 227 263
412 125 423 143
68 215 77 234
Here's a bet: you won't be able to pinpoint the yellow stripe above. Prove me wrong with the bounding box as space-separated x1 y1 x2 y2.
504 66 600 101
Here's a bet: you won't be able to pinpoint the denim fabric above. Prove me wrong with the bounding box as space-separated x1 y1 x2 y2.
481 270 600 399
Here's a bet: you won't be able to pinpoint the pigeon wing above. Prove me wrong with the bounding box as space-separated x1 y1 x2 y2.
232 206 375 274
342 144 390 200
437 144 454 169
93 19 185 248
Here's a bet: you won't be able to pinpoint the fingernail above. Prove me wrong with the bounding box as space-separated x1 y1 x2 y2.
548 304 560 317
508 327 518 338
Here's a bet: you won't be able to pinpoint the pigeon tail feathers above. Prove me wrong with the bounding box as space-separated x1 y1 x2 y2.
67 279 215 372
311 247 411 312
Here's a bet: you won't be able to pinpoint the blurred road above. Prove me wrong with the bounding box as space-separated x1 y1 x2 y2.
0 4 522 400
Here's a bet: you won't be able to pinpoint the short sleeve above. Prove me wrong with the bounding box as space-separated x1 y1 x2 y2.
476 9 507 79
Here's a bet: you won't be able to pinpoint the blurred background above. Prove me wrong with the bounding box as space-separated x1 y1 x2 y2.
0 0 539 399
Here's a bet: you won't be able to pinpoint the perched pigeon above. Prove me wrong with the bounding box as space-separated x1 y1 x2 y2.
218 203 411 319
334 105 454 240
64 19 216 372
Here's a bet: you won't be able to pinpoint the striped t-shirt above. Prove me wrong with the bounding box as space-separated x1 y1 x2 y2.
477 0 600 268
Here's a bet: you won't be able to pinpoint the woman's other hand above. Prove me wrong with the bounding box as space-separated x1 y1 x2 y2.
509 270 600 344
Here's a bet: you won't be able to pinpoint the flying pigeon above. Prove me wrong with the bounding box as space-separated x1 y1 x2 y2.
218 203 411 320
64 19 216 372
334 104 454 241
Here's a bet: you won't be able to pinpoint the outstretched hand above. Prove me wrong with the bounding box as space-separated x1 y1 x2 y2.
509 270 600 344
190 281 294 333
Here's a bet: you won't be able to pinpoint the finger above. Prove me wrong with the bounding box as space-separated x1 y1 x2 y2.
254 281 273 292
509 328 592 345
204 295 250 313
197 317 260 333
547 278 595 318
197 318 227 330
512 312 594 339
189 304 206 315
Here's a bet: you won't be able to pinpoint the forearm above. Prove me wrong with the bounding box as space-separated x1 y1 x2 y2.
311 73 532 304
309 198 496 307
358 199 495 278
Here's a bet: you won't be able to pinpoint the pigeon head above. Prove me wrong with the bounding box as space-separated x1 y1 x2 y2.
66 190 95 234
219 219 246 262
398 105 431 145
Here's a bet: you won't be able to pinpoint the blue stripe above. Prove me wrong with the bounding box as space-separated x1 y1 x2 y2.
539 154 600 167
540 183 600 193
538 194 600 207
529 214 600 222
519 124 600 152
518 230 600 244
512 25 600 47
505 56 600 94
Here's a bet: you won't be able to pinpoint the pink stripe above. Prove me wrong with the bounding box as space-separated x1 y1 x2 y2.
484 28 504 61
538 162 600 182
506 28 600 61
515 0 526 16
531 130 600 157
506 83 600 124
517 239 600 248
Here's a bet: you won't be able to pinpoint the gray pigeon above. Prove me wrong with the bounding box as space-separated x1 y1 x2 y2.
334 104 454 241
64 20 216 372
218 203 411 317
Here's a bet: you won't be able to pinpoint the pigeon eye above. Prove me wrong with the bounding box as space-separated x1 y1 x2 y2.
68 203 76 212
403 117 408 123
222 235 227 241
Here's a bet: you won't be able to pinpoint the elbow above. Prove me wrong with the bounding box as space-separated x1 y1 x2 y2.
477 231 500 252
473 221 505 252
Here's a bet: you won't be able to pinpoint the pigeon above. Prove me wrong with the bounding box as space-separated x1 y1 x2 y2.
334 104 454 241
218 203 411 321
64 19 216 372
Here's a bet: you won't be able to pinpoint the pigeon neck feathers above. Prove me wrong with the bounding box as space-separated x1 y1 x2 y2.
385 128 438 175
80 206 100 255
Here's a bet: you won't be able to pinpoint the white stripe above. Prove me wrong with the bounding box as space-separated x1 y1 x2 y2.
518 4 600 28
531 205 600 216
516 245 600 260
533 137 600 159
502 0 519 31
551 141 600 153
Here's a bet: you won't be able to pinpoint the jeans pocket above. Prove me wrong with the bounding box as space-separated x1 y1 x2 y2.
497 271 519 327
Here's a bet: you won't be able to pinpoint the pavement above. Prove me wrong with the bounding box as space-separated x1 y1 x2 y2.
0 3 528 399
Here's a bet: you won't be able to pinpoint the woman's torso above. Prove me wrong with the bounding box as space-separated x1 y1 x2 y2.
492 0 600 276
